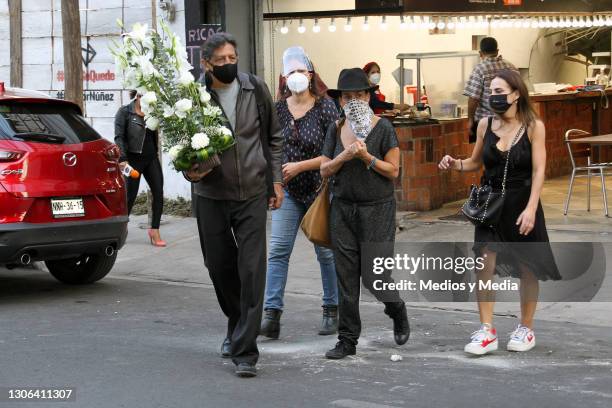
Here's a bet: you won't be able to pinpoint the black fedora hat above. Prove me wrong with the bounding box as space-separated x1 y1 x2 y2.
327 68 379 99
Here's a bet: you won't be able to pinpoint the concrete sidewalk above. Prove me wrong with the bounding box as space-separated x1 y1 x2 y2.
115 174 612 328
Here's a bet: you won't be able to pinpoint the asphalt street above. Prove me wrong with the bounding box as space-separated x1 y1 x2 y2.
1 211 612 408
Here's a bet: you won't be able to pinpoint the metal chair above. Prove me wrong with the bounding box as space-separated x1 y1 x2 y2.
564 129 611 216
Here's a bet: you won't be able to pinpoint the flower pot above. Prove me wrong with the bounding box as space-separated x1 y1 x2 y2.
195 153 221 173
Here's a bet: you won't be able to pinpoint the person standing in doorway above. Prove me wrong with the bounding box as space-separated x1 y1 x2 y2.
186 33 284 377
464 37 517 143
260 47 340 339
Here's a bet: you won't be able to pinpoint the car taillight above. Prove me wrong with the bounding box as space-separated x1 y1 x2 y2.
104 145 121 162
0 150 24 162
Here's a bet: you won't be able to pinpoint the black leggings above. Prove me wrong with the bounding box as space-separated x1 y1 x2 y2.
126 154 164 229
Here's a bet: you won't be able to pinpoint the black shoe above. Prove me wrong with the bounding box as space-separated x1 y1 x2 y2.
235 362 257 378
318 305 338 335
220 337 231 358
325 341 356 359
389 304 410 345
259 308 282 339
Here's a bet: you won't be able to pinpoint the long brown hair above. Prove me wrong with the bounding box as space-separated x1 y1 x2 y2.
493 69 537 127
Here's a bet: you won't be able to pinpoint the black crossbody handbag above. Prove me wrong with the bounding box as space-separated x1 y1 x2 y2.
462 124 524 228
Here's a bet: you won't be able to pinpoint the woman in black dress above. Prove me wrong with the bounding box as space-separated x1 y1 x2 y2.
439 69 560 355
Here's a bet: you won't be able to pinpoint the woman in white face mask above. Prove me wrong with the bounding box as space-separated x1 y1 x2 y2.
363 61 409 115
260 47 341 339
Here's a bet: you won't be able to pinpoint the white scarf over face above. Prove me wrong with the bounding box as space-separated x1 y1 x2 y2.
344 98 375 140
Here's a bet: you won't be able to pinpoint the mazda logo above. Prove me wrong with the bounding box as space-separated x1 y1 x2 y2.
63 152 77 167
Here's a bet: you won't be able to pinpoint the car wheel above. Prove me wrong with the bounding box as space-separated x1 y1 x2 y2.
45 252 117 284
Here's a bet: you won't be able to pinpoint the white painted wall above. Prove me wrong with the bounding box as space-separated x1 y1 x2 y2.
1 0 191 198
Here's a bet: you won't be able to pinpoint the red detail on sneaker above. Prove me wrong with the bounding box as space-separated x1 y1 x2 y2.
527 334 534 342
481 337 496 348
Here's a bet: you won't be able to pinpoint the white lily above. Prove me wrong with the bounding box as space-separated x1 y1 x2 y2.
162 104 175 118
128 23 148 42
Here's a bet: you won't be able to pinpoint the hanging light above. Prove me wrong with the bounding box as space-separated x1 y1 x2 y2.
280 20 289 34
521 17 530 28
605 15 612 26
512 18 522 28
447 17 456 30
297 19 306 34
466 16 476 29
344 17 352 32
585 16 594 27
456 16 466 29
313 18 321 33
380 15 388 30
437 18 446 30
399 14 407 30
329 17 337 32
409 16 418 30
362 16 370 31
418 16 428 30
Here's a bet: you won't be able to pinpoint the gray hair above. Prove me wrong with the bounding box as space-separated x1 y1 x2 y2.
201 32 238 61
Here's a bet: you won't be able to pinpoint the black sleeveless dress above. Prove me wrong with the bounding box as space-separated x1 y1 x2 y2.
473 118 561 281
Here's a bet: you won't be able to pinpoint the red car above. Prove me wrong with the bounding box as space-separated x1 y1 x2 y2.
0 83 128 284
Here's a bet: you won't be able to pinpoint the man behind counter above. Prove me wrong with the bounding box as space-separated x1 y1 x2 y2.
463 37 517 143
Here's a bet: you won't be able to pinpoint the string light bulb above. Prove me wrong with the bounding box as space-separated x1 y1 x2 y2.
297 19 306 34
328 17 336 32
380 15 388 30
280 21 289 34
344 17 352 32
362 16 370 31
312 19 320 33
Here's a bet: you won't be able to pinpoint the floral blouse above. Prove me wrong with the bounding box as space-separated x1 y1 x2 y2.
276 97 339 205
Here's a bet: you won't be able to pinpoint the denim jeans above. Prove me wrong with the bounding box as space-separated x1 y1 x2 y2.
264 191 338 311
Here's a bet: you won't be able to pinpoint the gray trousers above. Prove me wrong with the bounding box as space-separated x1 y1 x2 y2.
330 197 404 346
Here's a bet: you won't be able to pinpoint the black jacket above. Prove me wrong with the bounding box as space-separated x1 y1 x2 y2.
114 101 156 161
193 72 283 201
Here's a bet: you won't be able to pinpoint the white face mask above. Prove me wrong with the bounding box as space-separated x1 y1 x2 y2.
369 73 381 85
286 72 310 94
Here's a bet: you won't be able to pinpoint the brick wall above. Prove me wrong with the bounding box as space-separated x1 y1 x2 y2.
395 119 481 211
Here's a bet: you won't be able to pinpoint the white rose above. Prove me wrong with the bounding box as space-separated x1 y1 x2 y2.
162 104 175 118
219 126 232 136
199 87 211 103
178 70 194 86
174 99 193 118
141 91 157 106
168 145 183 160
191 133 210 150
145 116 159 131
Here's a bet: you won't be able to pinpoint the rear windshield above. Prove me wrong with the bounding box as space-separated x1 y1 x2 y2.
0 102 101 144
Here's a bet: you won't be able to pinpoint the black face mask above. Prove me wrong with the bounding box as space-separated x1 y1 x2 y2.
489 93 514 114
211 63 238 84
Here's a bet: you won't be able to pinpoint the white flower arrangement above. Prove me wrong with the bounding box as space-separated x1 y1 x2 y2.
110 20 235 171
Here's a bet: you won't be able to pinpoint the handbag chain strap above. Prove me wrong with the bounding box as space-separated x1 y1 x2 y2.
500 123 525 197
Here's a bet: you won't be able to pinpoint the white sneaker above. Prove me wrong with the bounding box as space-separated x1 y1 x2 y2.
464 324 498 355
507 325 536 352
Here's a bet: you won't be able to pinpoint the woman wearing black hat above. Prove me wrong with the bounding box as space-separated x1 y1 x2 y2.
320 68 410 359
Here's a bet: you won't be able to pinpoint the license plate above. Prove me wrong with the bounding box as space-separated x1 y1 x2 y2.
51 198 85 218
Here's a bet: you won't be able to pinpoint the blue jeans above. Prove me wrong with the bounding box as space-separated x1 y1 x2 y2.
265 191 338 311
